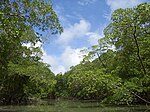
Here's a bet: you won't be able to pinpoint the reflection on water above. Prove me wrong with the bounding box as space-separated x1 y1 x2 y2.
0 100 150 112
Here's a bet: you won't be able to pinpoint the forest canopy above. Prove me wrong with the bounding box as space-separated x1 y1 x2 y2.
54 3 150 105
0 1 150 105
0 0 62 104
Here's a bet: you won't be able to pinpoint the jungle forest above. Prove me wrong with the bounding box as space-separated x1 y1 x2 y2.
0 0 150 107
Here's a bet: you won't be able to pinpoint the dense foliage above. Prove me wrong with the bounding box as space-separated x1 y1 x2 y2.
53 3 150 105
0 1 149 105
0 0 62 104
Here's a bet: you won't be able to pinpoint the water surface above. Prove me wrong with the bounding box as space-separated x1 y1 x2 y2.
0 100 150 112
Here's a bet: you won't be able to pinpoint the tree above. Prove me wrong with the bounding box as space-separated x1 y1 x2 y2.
81 38 108 69
0 0 63 104
0 0 62 74
104 3 150 78
102 3 150 104
53 3 150 105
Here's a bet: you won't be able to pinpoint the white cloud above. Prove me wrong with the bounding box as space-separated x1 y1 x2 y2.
41 19 105 74
106 0 146 11
54 5 71 28
39 19 106 74
57 20 90 45
42 52 57 67
105 0 147 19
86 32 103 45
41 48 64 74
42 17 107 74
22 42 66 74
22 36 85 75
42 50 65 75
41 46 86 75
22 41 42 48
61 46 85 70
78 0 97 6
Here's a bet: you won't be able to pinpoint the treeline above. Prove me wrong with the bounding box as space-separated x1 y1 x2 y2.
0 1 150 105
0 0 62 104
53 3 150 105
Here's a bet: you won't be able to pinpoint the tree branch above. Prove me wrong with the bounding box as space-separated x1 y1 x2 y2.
133 25 147 75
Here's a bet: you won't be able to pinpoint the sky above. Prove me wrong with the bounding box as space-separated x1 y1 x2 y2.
41 0 149 74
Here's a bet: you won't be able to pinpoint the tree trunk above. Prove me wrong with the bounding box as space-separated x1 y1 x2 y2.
133 26 146 75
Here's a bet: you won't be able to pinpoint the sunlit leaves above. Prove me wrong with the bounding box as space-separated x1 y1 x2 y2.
62 3 150 105
67 69 122 100
0 0 62 104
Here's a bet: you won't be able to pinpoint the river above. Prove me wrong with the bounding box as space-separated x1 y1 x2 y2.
0 100 149 112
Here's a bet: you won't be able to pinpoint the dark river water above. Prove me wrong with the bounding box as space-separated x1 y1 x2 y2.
0 100 150 112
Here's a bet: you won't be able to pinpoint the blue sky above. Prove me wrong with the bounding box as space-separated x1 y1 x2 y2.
40 0 149 74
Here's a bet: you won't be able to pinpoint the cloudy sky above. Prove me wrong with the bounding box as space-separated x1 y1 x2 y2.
41 0 149 74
